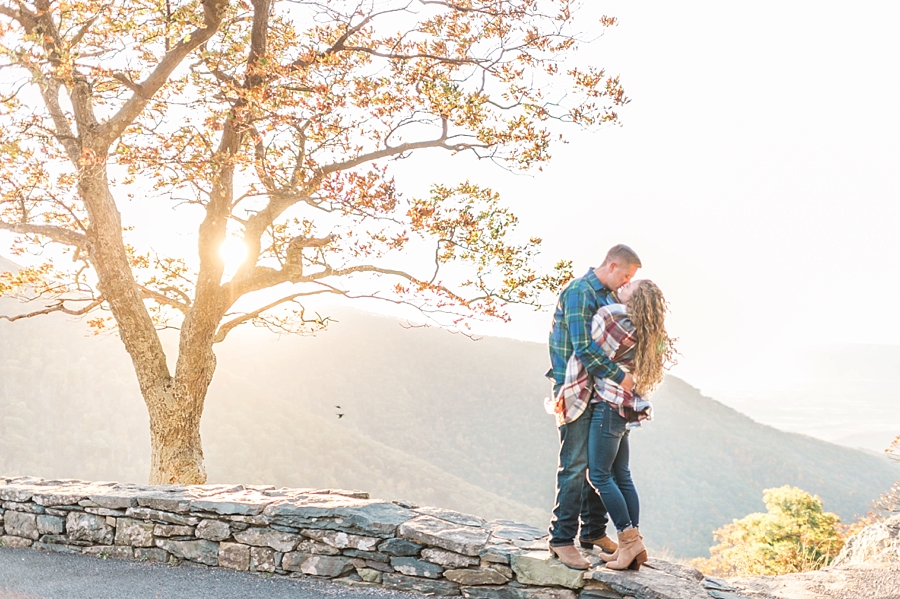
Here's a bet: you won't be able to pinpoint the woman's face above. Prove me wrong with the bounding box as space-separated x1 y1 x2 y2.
617 279 642 304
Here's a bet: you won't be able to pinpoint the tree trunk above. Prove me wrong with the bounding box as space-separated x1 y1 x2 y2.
146 375 212 485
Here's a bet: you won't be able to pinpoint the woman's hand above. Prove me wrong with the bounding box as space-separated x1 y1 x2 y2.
621 372 635 392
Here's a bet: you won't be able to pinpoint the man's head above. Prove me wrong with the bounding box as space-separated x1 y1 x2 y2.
594 244 641 291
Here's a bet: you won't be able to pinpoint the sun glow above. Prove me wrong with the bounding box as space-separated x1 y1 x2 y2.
219 237 248 274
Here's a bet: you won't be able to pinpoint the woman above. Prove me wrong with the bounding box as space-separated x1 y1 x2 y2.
587 279 675 571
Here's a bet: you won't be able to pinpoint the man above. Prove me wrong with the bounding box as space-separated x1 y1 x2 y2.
546 244 641 570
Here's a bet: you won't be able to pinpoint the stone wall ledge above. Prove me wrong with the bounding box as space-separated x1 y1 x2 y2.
0 476 739 599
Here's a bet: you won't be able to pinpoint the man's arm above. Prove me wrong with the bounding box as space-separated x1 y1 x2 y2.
564 284 627 385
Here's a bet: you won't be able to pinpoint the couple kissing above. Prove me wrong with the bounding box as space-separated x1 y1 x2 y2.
545 244 675 571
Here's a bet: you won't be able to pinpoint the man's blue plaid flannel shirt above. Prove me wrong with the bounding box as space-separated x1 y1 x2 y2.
547 268 626 397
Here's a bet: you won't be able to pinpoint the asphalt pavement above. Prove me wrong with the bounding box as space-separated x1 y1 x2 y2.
0 548 423 599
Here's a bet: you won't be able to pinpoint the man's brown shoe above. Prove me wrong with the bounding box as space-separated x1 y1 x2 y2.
548 544 591 570
580 535 618 554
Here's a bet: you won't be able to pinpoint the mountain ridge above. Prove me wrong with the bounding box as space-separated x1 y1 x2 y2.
0 303 896 557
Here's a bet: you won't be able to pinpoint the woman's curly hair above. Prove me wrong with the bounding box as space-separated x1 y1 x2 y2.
628 280 677 396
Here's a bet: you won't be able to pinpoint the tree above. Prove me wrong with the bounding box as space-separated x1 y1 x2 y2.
0 1 626 484
693 486 844 577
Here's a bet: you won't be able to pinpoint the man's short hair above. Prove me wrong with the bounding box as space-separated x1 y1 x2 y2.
600 244 642 268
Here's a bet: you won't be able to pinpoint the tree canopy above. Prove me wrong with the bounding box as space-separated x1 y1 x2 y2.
0 0 627 483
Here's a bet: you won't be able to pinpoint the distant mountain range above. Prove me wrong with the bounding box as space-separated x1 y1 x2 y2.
0 271 896 557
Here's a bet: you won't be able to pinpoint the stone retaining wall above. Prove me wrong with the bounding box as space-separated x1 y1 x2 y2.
0 476 741 599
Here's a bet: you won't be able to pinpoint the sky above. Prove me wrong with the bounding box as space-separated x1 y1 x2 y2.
2 1 899 420
371 1 900 395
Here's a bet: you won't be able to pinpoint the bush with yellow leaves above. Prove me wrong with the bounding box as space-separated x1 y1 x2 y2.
693 485 844 577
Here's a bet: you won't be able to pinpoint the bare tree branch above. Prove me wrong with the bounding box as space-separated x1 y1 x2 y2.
137 284 191 314
0 220 87 248
213 288 339 342
0 297 103 322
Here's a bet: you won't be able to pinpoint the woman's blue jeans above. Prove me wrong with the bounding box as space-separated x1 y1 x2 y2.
587 401 640 533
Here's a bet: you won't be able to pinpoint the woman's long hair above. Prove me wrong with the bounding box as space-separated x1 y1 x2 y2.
629 280 677 396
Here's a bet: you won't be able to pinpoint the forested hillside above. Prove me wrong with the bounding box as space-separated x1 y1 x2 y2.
0 301 896 557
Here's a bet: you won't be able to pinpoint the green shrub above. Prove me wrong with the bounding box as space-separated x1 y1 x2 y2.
693 485 844 576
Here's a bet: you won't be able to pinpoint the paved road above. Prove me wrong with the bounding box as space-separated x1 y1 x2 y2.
0 548 422 599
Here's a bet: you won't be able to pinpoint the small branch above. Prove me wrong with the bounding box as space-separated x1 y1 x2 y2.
0 297 103 322
213 288 339 343
318 121 452 177
136 284 190 314
0 220 87 248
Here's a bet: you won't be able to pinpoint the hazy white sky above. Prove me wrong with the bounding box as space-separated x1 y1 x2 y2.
389 0 900 393
3 1 899 398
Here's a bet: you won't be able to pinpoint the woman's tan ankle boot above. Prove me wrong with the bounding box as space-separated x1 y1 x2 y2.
599 527 641 563
548 544 591 570
605 527 648 571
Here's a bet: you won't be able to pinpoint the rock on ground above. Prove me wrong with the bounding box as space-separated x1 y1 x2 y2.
730 564 900 599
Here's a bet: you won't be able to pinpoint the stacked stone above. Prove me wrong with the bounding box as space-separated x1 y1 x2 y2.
0 476 731 599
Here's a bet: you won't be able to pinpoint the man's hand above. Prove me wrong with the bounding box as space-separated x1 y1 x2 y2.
621 373 635 393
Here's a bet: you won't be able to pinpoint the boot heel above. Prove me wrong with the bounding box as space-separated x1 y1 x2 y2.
579 540 594 550
627 550 648 570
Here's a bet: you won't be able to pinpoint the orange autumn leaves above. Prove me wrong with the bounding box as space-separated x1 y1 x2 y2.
1 0 624 331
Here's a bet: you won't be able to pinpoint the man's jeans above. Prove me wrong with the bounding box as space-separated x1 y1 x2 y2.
587 400 639 533
548 402 610 546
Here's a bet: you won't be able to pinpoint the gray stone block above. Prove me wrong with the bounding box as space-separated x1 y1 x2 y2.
357 567 383 583
282 551 311 572
580 580 624 598
299 555 356 577
250 546 276 572
137 492 193 514
399 516 490 557
33 542 80 554
461 587 576 599
233 527 299 552
196 519 231 541
342 548 390 562
423 547 481 568
297 539 342 555
489 521 547 543
706 592 751 599
382 573 460 596
153 524 195 538
643 559 704 583
510 551 585 590
84 507 128 517
125 507 199 526
32 488 91 507
264 498 415 538
88 489 140 510
218 542 251 571
115 518 155 547
190 490 272 516
0 486 34 503
379 537 424 556
83 545 135 560
4 511 39 540
390 556 444 579
155 539 219 566
0 535 33 548
135 547 169 562
414 507 487 528
586 565 712 599
2 501 44 514
302 529 380 551
444 567 510 585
